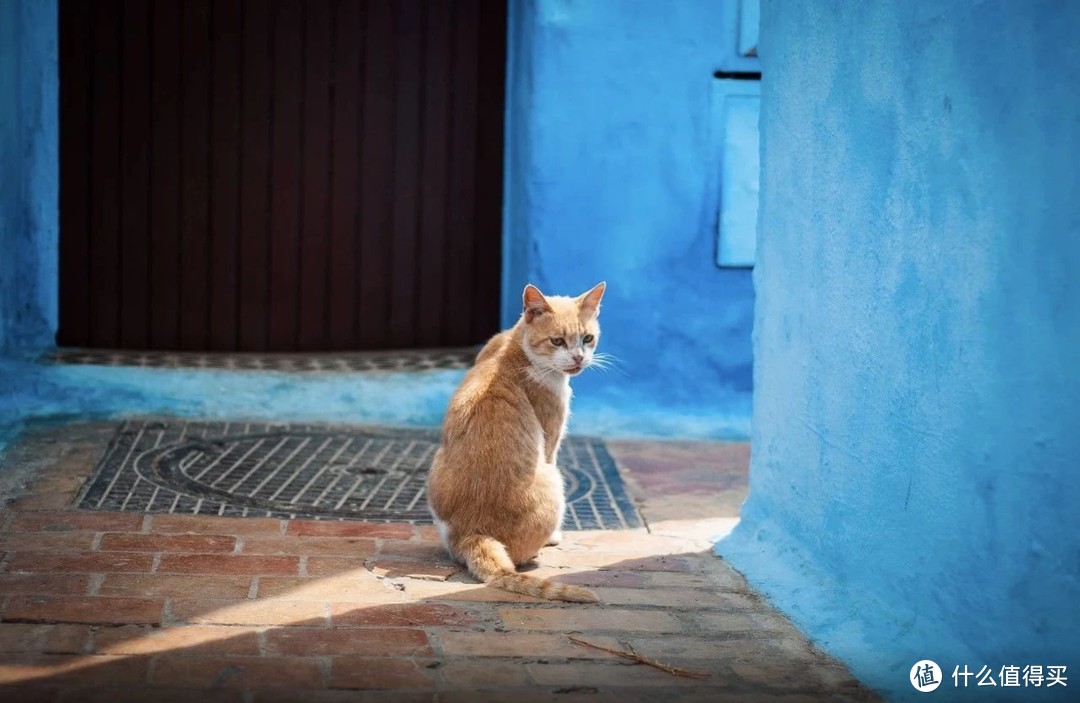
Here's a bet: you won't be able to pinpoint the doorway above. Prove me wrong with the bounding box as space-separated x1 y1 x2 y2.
57 0 505 352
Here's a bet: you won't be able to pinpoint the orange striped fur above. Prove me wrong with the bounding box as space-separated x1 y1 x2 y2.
427 283 606 603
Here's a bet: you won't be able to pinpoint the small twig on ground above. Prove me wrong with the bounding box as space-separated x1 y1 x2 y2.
567 635 711 679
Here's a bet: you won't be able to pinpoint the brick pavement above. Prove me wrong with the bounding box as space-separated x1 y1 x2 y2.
0 423 880 701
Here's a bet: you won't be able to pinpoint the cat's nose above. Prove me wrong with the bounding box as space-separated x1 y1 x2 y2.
572 352 584 364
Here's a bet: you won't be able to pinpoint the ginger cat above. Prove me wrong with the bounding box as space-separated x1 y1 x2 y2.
426 282 607 603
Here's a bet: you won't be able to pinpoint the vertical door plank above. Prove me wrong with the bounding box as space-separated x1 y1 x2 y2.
388 0 424 348
414 0 452 348
297 0 333 350
208 0 243 350
88 1 122 347
472 0 508 340
326 0 363 350
237 0 274 351
149 0 183 349
118 0 151 349
267 0 304 350
442 0 480 346
58 0 92 346
178 0 212 350
357 0 396 349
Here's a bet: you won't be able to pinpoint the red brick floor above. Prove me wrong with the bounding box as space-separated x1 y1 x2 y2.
0 422 879 702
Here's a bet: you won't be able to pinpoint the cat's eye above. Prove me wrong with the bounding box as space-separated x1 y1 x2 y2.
550 337 566 347
583 334 595 344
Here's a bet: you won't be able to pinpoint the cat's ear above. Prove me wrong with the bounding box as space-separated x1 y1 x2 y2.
523 284 552 322
577 281 606 317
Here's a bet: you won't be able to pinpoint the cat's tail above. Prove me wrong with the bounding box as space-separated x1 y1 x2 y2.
456 534 598 603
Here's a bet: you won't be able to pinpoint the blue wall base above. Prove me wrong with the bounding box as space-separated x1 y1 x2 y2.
0 353 461 465
1 350 746 469
718 520 983 702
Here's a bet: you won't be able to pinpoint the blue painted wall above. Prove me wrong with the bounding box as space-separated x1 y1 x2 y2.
503 0 755 438
0 0 58 352
719 1 1080 700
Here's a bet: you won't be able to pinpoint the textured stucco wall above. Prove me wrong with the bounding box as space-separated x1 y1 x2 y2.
718 1 1080 700
0 0 58 352
503 0 754 438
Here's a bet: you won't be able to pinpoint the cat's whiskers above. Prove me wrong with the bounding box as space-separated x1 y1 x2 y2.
590 351 623 367
585 352 627 376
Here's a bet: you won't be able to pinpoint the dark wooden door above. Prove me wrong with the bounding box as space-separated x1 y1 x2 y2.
58 0 505 352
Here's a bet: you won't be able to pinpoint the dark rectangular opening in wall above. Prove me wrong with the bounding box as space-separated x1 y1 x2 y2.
58 0 506 352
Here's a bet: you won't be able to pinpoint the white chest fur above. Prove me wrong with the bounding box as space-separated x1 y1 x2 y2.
525 365 571 403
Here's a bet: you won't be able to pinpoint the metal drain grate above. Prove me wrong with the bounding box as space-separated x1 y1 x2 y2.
76 420 643 530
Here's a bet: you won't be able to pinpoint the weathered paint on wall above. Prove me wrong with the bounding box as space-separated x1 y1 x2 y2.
0 0 58 351
718 1 1080 700
503 0 755 437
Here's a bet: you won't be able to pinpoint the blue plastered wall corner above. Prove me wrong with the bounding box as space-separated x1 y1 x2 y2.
501 0 755 438
0 0 20 353
717 0 1080 700
0 0 59 354
0 0 59 461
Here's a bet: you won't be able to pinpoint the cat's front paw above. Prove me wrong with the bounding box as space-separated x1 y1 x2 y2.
545 530 563 547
